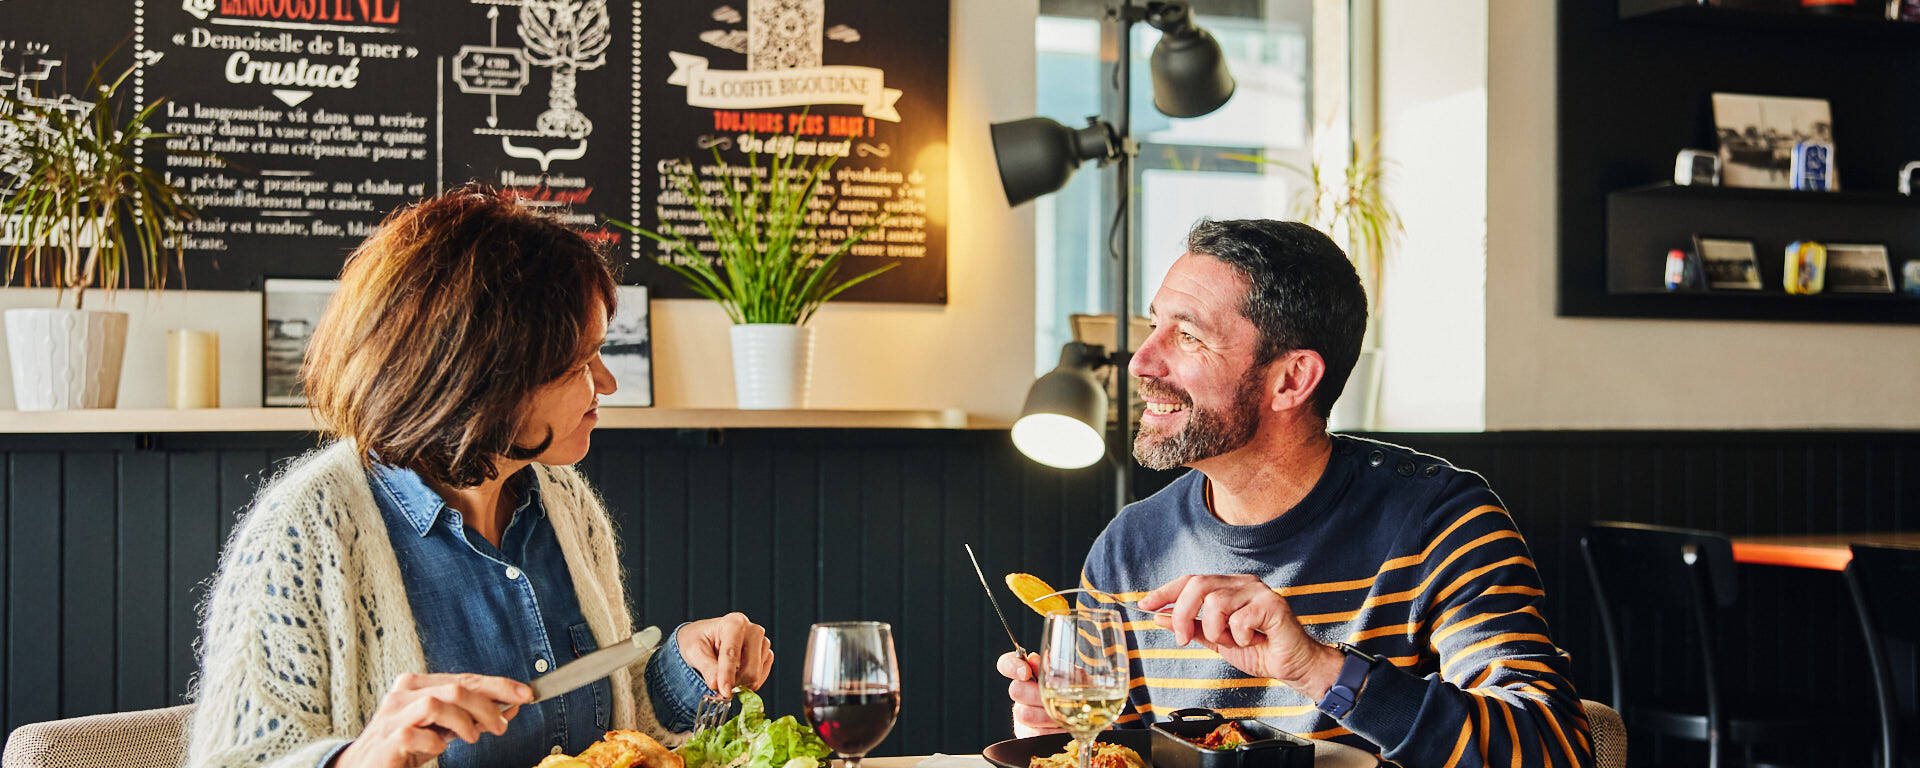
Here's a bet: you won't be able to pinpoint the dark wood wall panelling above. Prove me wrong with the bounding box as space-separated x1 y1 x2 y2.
2 429 1915 760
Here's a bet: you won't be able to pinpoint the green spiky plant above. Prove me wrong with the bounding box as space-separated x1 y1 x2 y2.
1224 136 1402 336
614 141 895 325
0 60 200 309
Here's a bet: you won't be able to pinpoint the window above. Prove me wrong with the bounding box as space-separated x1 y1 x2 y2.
1032 0 1324 375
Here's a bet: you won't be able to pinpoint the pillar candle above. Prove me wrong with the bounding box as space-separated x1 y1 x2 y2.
167 329 220 409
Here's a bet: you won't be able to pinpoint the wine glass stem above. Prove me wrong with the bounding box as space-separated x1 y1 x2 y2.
1076 738 1091 768
843 756 862 768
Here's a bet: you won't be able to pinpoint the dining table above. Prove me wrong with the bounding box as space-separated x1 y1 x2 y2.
868 736 1379 768
1728 531 1920 571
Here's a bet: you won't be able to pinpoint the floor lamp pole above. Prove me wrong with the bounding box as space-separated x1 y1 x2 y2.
1109 1 1138 515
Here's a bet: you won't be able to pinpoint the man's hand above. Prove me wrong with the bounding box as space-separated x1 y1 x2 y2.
678 612 775 695
1139 574 1345 699
995 651 1066 738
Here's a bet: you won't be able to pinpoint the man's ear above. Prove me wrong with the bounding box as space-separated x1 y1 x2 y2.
1266 349 1326 413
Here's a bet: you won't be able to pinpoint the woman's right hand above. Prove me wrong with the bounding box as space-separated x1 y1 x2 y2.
334 673 534 768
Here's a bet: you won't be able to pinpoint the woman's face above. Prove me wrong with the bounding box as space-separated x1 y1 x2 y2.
515 297 617 466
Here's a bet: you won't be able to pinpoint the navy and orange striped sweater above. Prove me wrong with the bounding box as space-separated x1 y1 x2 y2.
1080 435 1592 768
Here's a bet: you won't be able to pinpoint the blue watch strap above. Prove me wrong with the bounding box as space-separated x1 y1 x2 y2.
1316 644 1374 718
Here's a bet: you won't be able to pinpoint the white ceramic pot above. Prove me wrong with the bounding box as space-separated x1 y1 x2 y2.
1328 347 1381 432
730 323 815 409
5 308 130 410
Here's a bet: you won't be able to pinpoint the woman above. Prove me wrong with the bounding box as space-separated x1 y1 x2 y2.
186 188 772 768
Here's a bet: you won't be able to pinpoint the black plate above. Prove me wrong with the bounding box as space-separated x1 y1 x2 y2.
982 731 1155 768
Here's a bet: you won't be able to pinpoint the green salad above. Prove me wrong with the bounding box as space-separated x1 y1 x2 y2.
675 689 832 768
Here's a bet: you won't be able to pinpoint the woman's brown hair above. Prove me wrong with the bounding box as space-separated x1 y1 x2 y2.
303 185 617 488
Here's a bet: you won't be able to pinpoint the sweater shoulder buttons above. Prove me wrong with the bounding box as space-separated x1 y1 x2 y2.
1367 450 1385 467
1395 459 1416 477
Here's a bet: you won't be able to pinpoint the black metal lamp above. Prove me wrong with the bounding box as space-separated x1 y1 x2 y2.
989 118 1120 207
993 1 1234 500
1145 3 1236 118
1011 342 1112 469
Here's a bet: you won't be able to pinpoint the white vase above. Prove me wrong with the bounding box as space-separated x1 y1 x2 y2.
730 323 814 409
5 308 130 410
1328 347 1382 432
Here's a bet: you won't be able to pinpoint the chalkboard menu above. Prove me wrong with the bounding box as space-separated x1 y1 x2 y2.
0 0 948 303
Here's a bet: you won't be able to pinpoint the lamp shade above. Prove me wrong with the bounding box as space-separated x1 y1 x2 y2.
1012 342 1110 469
989 117 1118 207
1147 4 1236 118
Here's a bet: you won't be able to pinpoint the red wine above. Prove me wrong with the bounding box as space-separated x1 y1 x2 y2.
803 686 900 756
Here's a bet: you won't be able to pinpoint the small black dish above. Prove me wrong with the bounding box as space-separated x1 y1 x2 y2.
982 730 1154 768
1148 709 1313 768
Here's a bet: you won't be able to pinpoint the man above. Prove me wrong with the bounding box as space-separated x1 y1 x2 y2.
998 219 1591 768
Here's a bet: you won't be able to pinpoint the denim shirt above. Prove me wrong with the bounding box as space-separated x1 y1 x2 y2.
326 462 710 768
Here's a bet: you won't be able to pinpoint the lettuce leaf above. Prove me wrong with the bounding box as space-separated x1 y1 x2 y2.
674 689 832 768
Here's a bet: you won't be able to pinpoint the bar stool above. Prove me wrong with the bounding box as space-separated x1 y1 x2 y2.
1581 522 1835 768
1844 543 1920 768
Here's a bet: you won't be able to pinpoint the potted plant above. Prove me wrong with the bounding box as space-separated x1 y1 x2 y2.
0 61 200 410
615 140 894 409
1225 136 1402 430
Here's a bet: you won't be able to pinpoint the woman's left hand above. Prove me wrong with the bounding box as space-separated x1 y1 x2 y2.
677 612 774 695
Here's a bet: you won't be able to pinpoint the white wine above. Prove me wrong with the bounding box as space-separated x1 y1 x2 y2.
1041 685 1126 738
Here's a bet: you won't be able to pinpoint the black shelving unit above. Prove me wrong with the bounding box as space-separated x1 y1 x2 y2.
1603 184 1920 323
1620 0 1920 37
1558 0 1920 324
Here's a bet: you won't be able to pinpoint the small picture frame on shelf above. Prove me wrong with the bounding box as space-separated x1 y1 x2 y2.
598 284 654 407
1711 93 1834 190
1902 260 1920 296
1693 235 1763 290
261 278 340 407
1824 243 1895 293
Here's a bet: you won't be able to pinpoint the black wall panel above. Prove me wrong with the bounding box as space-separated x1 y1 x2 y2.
0 428 1913 761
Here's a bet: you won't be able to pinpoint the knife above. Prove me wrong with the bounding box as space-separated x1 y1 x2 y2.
964 543 1031 660
526 625 663 704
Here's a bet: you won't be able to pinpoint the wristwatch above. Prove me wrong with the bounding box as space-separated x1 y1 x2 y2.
1315 643 1377 718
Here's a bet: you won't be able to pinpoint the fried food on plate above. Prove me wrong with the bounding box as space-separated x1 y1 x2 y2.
1029 740 1145 768
541 729 684 768
1005 573 1070 616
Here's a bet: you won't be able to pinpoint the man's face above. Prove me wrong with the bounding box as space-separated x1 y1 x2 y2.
1127 253 1270 470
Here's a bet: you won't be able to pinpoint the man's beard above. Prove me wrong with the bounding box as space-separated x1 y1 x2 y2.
1131 368 1265 470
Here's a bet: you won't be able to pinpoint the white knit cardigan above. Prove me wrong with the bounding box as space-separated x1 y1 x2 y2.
183 441 679 768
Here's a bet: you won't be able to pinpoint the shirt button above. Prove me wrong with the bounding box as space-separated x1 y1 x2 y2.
535 658 550 672
1396 460 1416 477
505 566 522 580
1367 450 1385 467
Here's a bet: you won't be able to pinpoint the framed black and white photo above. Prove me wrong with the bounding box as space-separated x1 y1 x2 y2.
262 279 339 407
600 285 654 407
1711 93 1834 189
1824 244 1895 293
1693 235 1763 290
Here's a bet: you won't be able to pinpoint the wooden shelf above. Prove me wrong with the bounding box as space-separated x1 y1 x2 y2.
1619 2 1920 38
0 407 980 434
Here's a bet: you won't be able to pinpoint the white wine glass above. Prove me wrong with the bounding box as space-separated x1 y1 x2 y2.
803 622 900 768
1039 608 1129 768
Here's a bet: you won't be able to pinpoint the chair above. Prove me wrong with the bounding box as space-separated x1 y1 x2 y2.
1582 699 1629 768
1844 544 1920 768
1 704 192 768
1582 522 1833 768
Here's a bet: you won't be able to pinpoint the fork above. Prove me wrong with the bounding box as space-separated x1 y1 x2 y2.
1034 587 1175 618
692 691 732 733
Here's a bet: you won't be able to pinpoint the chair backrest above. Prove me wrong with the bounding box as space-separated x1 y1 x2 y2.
1845 543 1920 768
1581 522 1737 722
1582 699 1629 768
1 704 192 768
